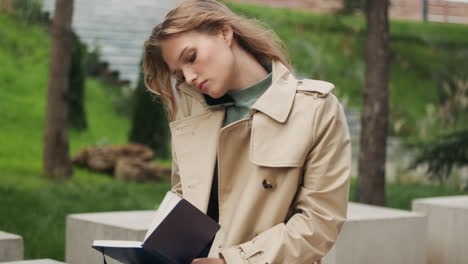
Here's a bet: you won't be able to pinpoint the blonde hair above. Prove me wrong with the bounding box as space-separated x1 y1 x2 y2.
143 0 291 120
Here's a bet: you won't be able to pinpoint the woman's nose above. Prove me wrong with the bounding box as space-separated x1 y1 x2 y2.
183 69 197 86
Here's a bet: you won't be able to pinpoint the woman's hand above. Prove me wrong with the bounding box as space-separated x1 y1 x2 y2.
191 258 226 264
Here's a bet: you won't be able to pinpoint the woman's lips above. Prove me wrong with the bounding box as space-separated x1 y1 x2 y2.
198 80 207 91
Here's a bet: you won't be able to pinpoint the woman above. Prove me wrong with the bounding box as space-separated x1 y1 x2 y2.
143 0 351 263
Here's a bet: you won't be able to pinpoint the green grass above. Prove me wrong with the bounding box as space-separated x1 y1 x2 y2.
225 1 468 137
0 177 170 261
1 5 467 262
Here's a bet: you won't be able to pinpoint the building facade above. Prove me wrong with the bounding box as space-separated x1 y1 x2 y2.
228 0 468 24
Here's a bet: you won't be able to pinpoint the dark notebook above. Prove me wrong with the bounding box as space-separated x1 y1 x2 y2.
92 191 220 264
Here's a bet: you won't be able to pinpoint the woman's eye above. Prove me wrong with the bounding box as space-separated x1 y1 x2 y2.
189 52 196 63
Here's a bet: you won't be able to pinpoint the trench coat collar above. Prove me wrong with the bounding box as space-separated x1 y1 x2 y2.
178 60 297 123
250 60 296 123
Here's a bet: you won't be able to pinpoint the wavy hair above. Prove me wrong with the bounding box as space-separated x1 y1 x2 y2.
143 0 291 120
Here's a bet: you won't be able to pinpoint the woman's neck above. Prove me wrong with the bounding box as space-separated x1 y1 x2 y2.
229 43 269 91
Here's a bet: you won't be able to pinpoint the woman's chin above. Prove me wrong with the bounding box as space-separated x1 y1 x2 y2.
205 89 226 99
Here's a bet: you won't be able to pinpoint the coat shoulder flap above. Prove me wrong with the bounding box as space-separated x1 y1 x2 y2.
250 79 335 168
296 79 335 98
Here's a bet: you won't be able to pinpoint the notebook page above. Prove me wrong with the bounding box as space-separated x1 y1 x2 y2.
93 240 143 248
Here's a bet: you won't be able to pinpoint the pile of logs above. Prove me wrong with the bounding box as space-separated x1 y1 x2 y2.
72 143 170 182
0 0 14 13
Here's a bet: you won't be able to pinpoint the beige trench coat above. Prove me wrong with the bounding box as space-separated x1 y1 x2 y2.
169 60 351 264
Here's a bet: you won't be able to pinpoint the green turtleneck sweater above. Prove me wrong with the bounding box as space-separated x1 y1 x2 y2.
222 72 273 127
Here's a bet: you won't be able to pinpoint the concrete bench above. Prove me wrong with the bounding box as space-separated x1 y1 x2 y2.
0 231 23 262
67 204 428 264
66 210 155 264
412 195 468 264
0 259 64 264
321 202 427 264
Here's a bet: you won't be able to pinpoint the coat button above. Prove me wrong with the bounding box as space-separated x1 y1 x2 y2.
262 179 273 189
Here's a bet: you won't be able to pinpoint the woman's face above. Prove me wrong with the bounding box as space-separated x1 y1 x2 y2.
160 29 235 99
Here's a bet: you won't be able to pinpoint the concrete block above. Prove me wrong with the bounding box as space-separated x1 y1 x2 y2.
412 195 468 264
0 259 64 264
321 202 427 264
65 211 155 264
0 231 23 262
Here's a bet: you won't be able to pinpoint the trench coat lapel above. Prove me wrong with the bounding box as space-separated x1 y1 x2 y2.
251 60 297 123
169 107 224 213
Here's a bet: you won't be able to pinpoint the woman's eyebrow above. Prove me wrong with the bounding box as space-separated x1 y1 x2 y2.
178 47 189 62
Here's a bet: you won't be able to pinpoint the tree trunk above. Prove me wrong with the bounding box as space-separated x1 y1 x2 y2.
43 0 74 179
356 0 390 206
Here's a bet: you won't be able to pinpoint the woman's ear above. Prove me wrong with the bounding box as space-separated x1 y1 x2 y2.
220 25 233 47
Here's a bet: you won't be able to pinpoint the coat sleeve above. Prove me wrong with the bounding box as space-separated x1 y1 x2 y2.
219 94 351 264
170 88 187 197
170 141 183 196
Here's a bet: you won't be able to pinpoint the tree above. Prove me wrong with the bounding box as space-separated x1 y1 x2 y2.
410 130 468 186
410 52 468 187
128 62 170 159
356 0 390 206
43 0 74 179
68 32 87 131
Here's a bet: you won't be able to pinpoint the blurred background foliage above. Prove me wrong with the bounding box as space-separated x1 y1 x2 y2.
68 32 87 131
12 0 48 25
128 63 170 158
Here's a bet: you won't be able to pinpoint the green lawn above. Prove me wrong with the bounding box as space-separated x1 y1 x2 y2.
1 5 467 262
